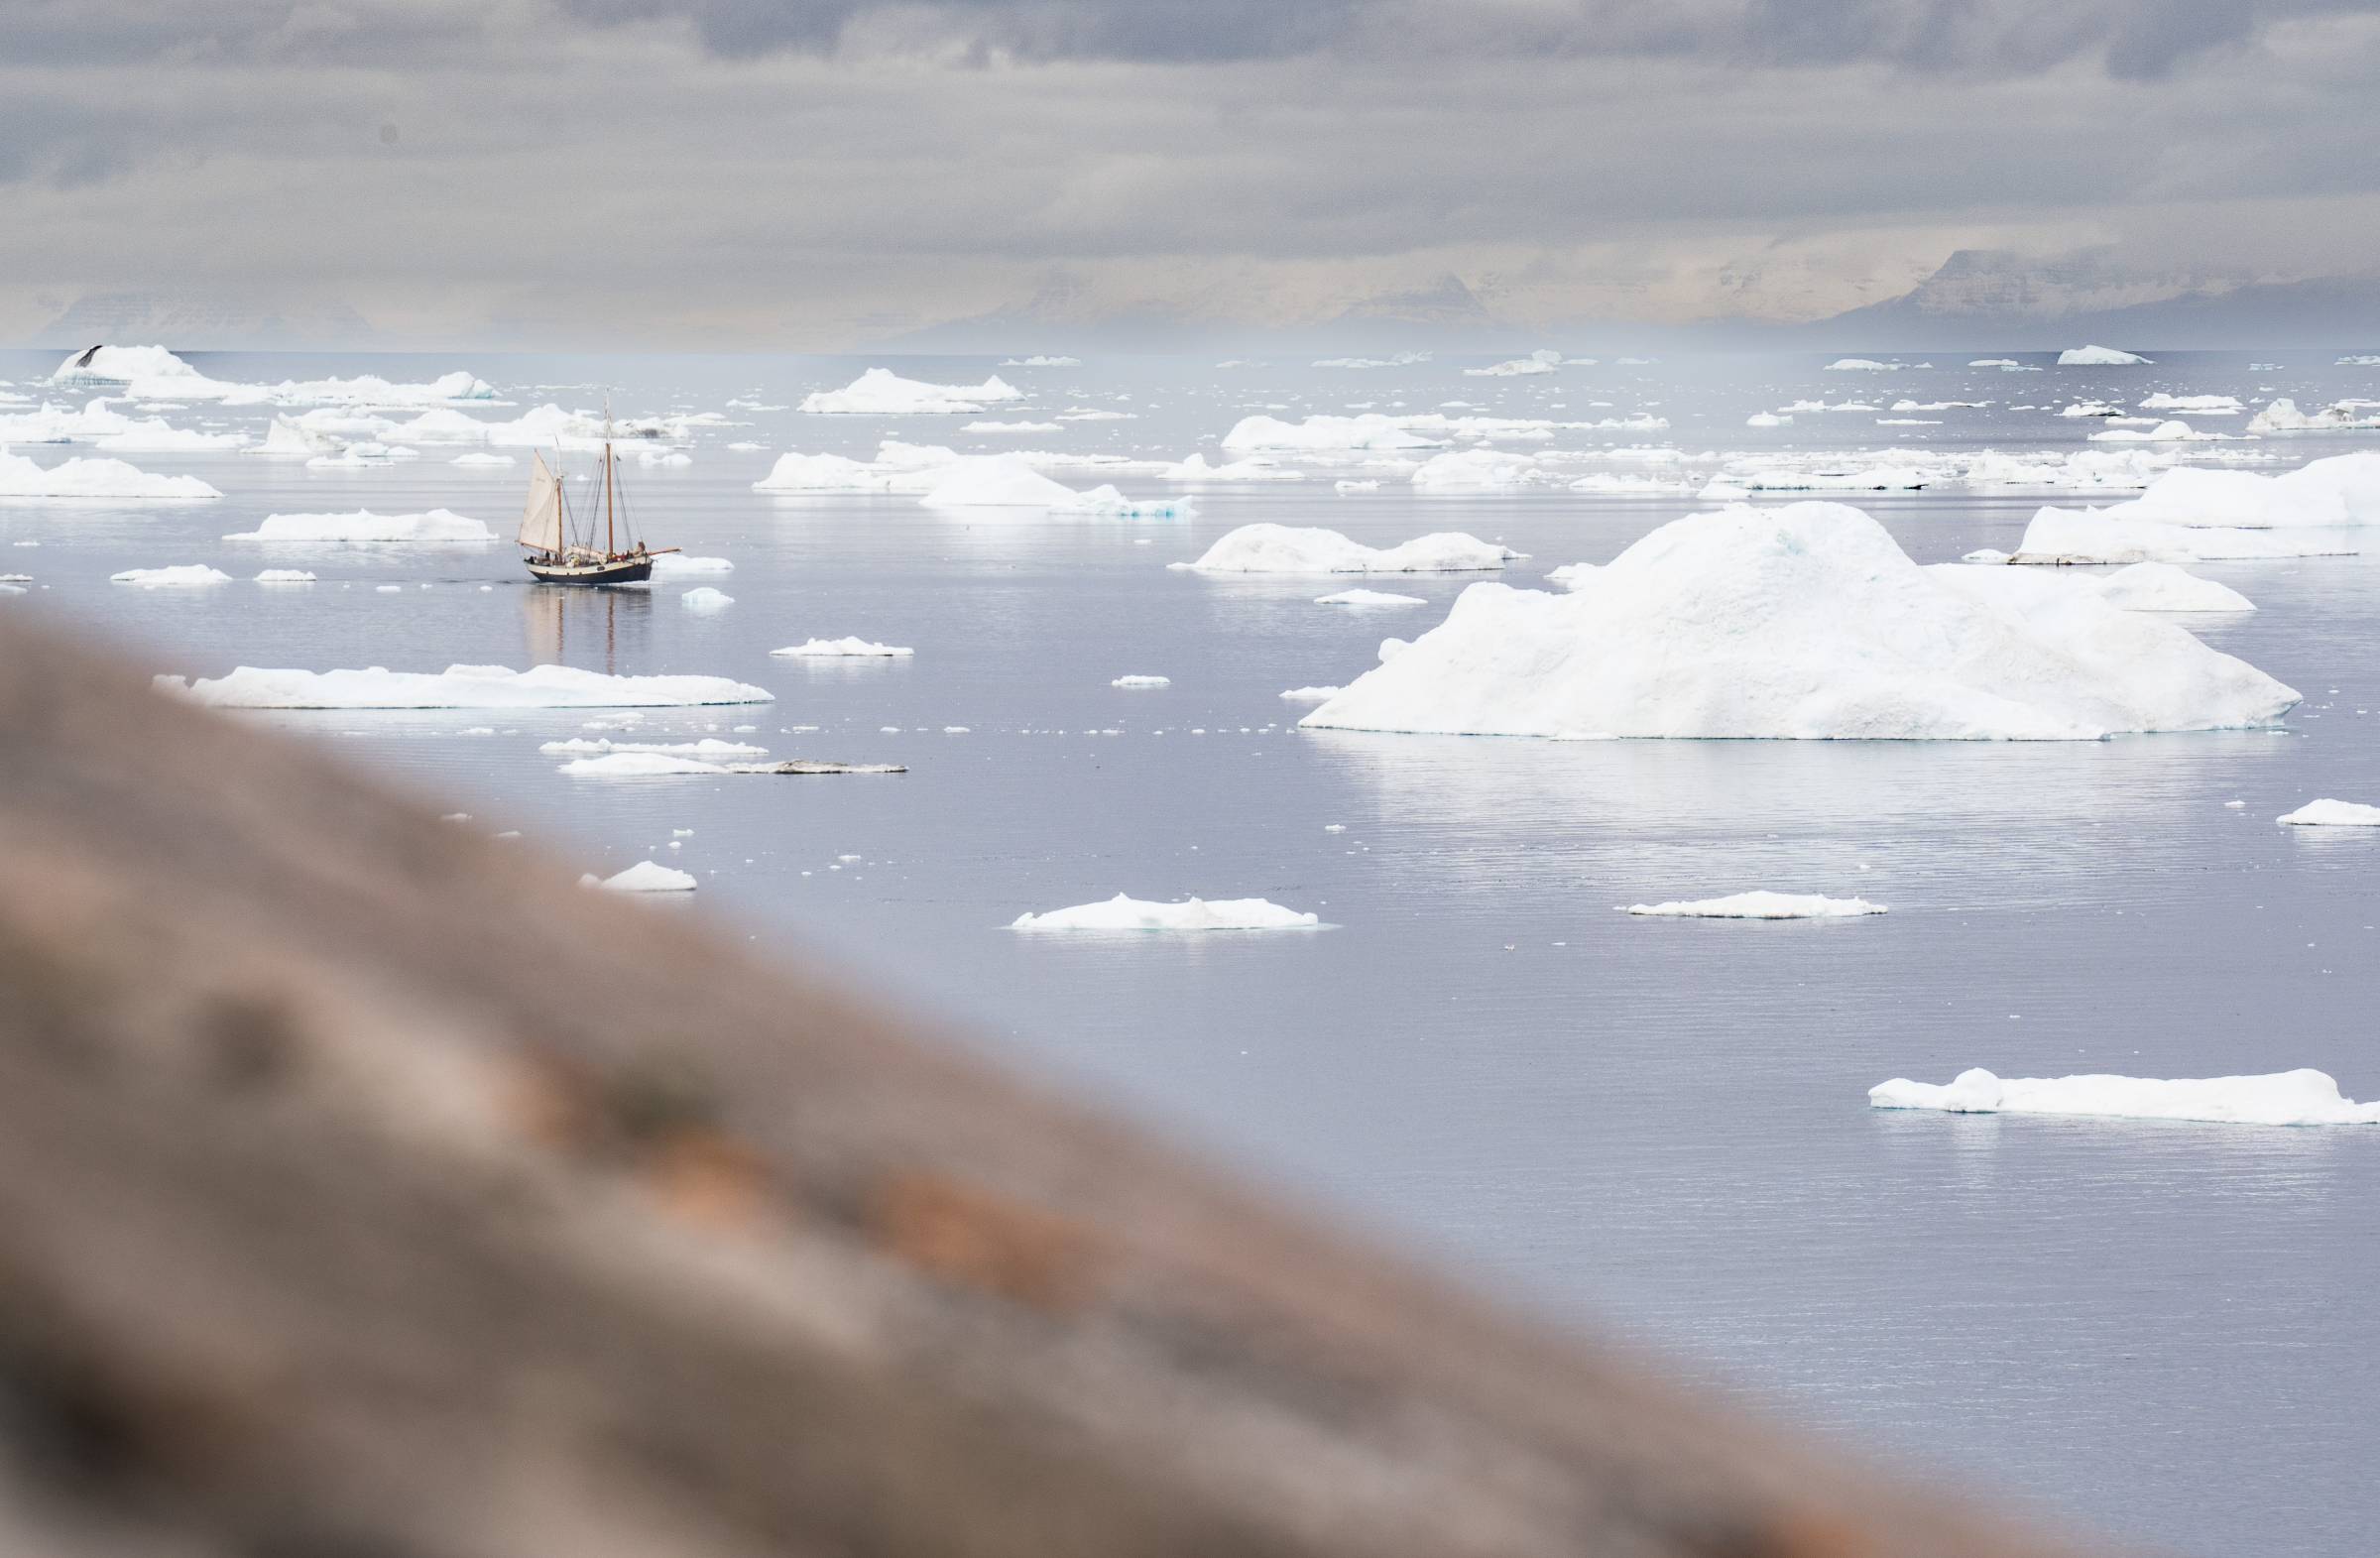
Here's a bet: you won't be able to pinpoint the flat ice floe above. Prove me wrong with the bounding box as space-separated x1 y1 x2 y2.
2139 394 2242 414
1279 684 1343 701
1410 448 1543 491
651 553 733 575
540 737 769 759
112 565 232 588
563 753 902 778
1299 501 2298 741
2276 798 2380 826
254 569 316 583
0 450 220 500
585 861 698 893
1172 523 1516 574
1623 892 1885 919
159 663 774 708
2057 345 2152 366
1869 1067 2380 1126
771 638 912 658
222 510 494 543
1823 358 1897 371
1111 674 1170 687
799 369 1021 415
1159 454 1303 482
1010 894 1321 931
1316 588 1427 607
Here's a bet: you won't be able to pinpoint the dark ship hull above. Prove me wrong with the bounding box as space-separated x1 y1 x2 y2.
526 553 654 586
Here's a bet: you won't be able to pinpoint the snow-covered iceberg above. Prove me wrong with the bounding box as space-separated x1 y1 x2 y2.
1869 1067 2380 1126
585 861 697 893
2058 345 2152 366
918 454 1183 515
2247 398 2380 433
1221 414 1444 452
112 565 233 588
1410 448 1543 491
771 638 912 658
2276 798 2380 826
1010 894 1321 931
2088 562 2254 612
49 346 495 408
2009 451 2380 561
222 509 494 543
1464 349 1562 378
1623 892 1884 919
1171 524 1516 574
1299 501 2298 741
0 450 219 499
799 369 1021 415
159 663 774 709
680 586 733 612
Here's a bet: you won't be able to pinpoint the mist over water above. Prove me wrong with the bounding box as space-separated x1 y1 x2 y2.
7 346 2378 1557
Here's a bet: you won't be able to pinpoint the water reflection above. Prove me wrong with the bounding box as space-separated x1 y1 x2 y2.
522 581 652 673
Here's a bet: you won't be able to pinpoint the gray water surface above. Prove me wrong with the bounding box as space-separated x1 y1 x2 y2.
5 347 2376 1556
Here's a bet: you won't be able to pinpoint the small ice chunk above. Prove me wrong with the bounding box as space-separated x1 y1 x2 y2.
1623 892 1885 919
2276 798 2380 827
1112 674 1171 687
584 861 698 893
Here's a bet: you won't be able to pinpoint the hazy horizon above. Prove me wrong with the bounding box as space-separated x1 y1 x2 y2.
9 0 2380 349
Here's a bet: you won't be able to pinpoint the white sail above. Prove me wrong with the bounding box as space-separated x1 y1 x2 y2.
517 452 564 552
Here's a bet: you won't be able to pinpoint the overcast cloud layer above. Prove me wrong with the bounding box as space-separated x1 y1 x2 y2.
6 0 2378 345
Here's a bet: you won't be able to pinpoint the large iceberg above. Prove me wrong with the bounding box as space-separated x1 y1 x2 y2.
1171 524 1517 574
1299 502 2298 741
799 369 1021 415
1869 1067 2380 1126
2009 451 2380 561
158 663 774 709
222 510 494 543
0 450 220 499
1011 894 1321 931
2057 345 2152 366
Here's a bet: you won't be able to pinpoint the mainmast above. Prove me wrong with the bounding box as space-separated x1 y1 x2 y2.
602 395 617 558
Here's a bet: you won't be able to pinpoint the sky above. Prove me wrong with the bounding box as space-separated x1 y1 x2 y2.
7 0 2380 348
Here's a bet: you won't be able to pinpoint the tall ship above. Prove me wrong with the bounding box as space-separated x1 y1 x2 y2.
518 418 676 585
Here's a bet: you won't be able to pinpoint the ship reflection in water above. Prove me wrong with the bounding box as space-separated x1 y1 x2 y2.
523 578 653 675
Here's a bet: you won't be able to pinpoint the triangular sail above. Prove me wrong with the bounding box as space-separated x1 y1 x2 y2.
517 452 565 552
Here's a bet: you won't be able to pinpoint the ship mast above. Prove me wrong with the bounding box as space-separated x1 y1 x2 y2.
602 396 617 558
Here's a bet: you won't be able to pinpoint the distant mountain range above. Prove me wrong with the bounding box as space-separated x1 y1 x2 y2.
1808 249 2380 350
32 290 376 350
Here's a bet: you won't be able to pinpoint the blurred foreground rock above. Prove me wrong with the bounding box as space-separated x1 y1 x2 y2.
0 613 2102 1557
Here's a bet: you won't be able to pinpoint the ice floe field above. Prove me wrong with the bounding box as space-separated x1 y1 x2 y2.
6 343 2380 1557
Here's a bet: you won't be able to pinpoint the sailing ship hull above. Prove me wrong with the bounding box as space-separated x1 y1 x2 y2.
526 555 654 586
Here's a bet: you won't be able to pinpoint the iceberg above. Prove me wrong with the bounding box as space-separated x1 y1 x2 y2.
1299 501 2298 741
1000 356 1081 367
2058 345 2152 366
2139 394 2241 414
754 450 928 494
1317 588 1428 607
585 861 698 893
2276 798 2380 826
680 587 733 612
50 347 496 408
1464 349 1563 378
1823 358 1897 371
1010 894 1321 931
253 569 316 583
2247 398 2380 433
1623 892 1885 919
918 454 1178 514
651 554 733 575
2089 562 2254 612
1171 524 1516 574
158 663 774 709
1221 414 1444 452
111 565 233 588
1410 448 1542 491
799 369 1021 415
2087 419 2211 443
1279 685 1343 701
1869 1067 2380 1126
771 638 913 658
0 450 219 499
221 509 494 543
1159 453 1302 482
1745 413 1790 427
2008 451 2380 560
1111 674 1171 687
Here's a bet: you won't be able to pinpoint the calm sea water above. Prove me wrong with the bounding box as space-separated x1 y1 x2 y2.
6 346 2377 1556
